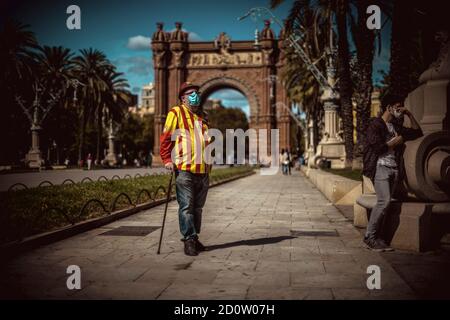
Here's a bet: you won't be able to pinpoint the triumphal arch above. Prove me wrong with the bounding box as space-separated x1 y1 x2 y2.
150 21 291 160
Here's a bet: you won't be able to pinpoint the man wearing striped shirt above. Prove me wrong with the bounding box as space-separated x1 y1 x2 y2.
159 82 210 256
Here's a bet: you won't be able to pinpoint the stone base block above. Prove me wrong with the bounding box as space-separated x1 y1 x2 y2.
355 200 450 252
384 203 433 252
353 202 369 228
25 150 44 168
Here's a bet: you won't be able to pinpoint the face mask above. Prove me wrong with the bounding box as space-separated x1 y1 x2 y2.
393 109 403 119
187 91 201 106
389 108 403 119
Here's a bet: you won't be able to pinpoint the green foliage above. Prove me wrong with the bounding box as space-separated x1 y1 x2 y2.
117 113 154 161
322 167 362 181
207 107 249 134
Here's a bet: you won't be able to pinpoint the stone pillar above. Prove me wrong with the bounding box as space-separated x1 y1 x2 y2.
403 32 450 202
314 60 346 169
168 22 188 109
25 124 44 168
25 102 44 168
151 22 170 162
276 24 290 151
307 119 315 168
260 20 276 155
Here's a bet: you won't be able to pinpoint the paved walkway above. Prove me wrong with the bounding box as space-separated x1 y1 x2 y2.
0 170 415 299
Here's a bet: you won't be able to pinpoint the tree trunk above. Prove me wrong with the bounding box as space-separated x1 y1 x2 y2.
336 0 354 167
389 1 414 99
353 0 375 165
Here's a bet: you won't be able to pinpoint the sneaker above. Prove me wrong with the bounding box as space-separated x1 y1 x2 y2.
184 239 198 256
364 237 388 252
377 239 394 252
195 239 208 252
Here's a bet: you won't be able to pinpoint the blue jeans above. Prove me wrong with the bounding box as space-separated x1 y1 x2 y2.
175 170 209 241
365 164 399 240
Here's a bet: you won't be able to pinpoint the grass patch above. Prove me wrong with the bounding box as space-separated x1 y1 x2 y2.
0 165 254 244
321 168 362 181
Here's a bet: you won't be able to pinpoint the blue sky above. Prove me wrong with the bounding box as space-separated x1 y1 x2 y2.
6 0 391 118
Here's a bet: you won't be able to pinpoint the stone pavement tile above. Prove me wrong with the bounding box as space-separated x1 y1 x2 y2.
157 284 249 300
212 270 255 286
246 286 334 300
319 253 357 262
323 261 366 274
259 248 291 262
82 265 152 283
256 260 325 274
291 273 367 289
133 267 178 283
227 249 262 261
219 260 258 272
250 271 290 288
169 269 219 285
291 244 321 257
70 281 169 299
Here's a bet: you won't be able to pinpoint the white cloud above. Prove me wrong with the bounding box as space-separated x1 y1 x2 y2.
188 32 203 42
127 35 151 51
112 55 152 76
169 28 203 42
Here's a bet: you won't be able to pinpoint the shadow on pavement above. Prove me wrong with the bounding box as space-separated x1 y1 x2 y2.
206 236 296 251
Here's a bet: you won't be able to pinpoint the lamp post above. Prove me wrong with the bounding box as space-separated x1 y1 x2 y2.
239 6 345 168
15 81 62 168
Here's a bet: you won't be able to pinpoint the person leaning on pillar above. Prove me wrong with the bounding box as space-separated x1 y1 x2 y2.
362 93 423 252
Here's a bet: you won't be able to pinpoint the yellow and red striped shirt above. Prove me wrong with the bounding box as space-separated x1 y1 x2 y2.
160 104 211 174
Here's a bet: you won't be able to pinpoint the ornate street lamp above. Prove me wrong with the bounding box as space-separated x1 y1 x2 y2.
15 81 62 169
239 6 346 168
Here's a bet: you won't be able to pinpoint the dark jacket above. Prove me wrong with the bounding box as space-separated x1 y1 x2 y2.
362 117 423 183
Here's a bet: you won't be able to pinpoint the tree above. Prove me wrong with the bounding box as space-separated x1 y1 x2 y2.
0 19 38 164
97 68 131 162
350 0 376 162
272 0 356 166
73 48 112 165
336 0 354 167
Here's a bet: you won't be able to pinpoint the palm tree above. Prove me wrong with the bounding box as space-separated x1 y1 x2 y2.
0 19 38 164
35 46 74 95
33 46 75 164
388 1 415 100
73 48 112 165
335 0 354 167
349 0 380 164
0 19 38 85
274 0 329 153
273 0 355 166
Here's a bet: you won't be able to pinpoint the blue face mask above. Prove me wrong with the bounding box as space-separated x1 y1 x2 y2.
187 91 201 106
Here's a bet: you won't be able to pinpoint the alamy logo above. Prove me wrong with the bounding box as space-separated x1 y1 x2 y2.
66 5 81 30
366 265 381 290
66 265 81 290
366 5 381 30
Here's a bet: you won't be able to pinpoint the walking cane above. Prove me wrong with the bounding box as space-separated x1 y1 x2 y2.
157 169 175 254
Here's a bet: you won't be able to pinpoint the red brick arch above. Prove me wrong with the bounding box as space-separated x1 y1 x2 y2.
196 75 260 124
151 22 292 160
